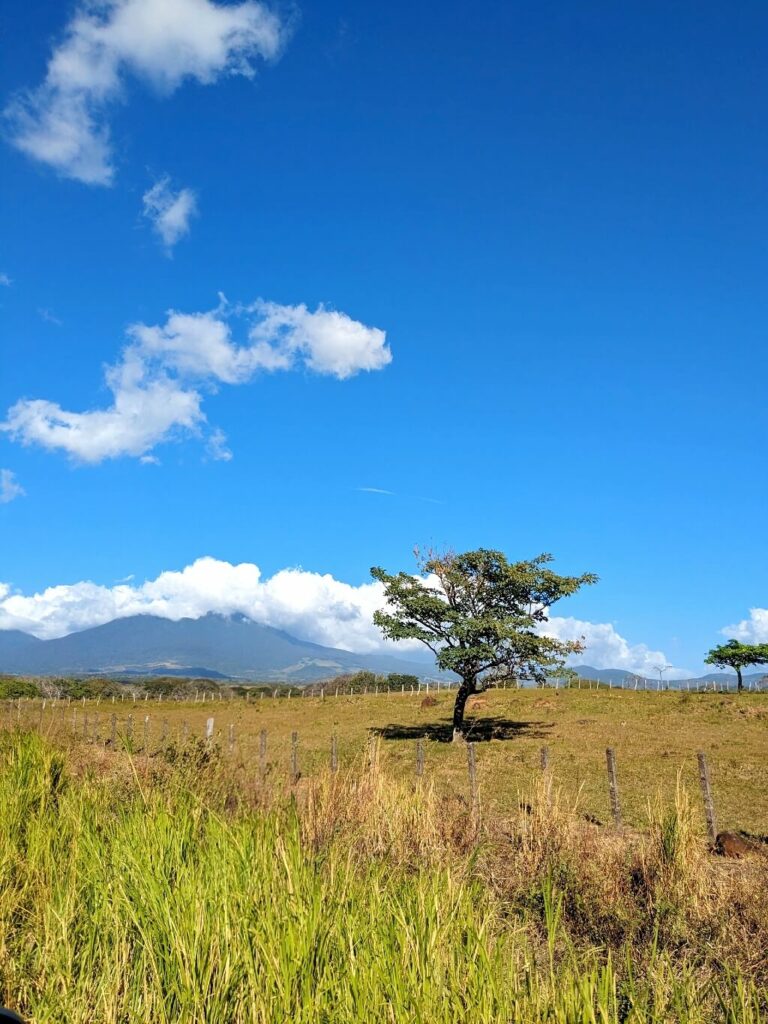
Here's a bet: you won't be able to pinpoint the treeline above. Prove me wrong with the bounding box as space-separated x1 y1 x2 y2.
0 675 233 701
0 671 433 702
304 671 426 695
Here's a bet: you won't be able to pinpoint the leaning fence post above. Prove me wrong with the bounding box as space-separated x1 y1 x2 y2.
416 738 425 778
605 748 622 826
259 729 267 781
467 742 479 816
290 731 299 783
331 732 338 773
697 752 717 846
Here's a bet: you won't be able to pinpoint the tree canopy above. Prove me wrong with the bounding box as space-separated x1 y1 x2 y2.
371 548 597 738
704 639 768 691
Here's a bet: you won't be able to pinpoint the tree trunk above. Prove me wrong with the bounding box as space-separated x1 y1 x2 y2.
452 677 476 742
737 667 743 692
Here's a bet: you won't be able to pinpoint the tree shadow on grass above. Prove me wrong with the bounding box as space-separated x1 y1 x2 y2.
373 716 553 744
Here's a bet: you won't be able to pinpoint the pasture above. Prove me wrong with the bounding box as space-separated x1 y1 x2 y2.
15 685 768 832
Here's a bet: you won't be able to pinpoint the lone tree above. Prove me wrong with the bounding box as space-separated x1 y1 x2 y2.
704 639 768 692
371 549 597 739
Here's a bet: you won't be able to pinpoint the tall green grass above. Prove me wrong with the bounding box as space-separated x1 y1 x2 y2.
0 732 764 1023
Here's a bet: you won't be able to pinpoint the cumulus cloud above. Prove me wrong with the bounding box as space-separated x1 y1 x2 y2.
542 616 688 679
143 177 197 250
248 301 392 380
0 556 681 677
722 608 768 644
2 299 391 463
5 0 287 184
0 470 25 504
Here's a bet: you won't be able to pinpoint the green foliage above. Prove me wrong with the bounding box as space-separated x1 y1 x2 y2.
0 677 40 699
705 639 768 690
385 672 419 690
372 549 597 689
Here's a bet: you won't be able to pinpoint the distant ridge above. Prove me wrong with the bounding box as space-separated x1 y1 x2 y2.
0 613 448 682
570 665 766 686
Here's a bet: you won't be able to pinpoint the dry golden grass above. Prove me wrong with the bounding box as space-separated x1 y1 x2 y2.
16 685 767 832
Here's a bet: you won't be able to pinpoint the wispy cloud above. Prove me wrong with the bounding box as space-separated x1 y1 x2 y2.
143 177 198 252
358 486 444 505
4 0 289 185
37 308 63 326
0 273 11 287
0 469 25 505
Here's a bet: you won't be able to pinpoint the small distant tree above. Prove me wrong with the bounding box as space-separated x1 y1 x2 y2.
704 639 768 692
371 549 597 739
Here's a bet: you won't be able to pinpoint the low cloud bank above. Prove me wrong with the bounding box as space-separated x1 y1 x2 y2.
0 556 684 676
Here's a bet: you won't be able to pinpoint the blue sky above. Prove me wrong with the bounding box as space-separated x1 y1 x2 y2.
0 0 766 674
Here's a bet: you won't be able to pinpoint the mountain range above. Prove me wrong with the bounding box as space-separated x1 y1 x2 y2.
0 613 446 682
0 615 762 686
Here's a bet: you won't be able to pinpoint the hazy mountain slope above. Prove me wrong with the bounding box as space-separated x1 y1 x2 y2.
0 613 445 681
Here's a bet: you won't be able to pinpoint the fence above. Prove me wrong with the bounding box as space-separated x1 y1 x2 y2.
0 697 732 843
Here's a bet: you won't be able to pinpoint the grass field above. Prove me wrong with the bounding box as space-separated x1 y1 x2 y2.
15 686 768 832
0 717 767 1023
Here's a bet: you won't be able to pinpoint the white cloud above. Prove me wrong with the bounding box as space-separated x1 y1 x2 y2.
0 555 682 678
248 301 393 379
2 299 391 463
206 428 232 461
5 0 287 184
0 273 11 286
0 470 25 505
3 353 204 463
722 608 768 644
359 487 394 495
541 616 688 679
143 177 197 250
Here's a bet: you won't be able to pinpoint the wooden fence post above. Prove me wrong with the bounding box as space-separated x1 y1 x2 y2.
416 738 425 778
259 729 267 781
697 752 718 846
540 745 552 805
126 714 133 745
290 731 299 783
205 717 214 744
605 748 622 826
110 713 117 749
331 733 338 773
467 742 479 816
228 723 235 754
